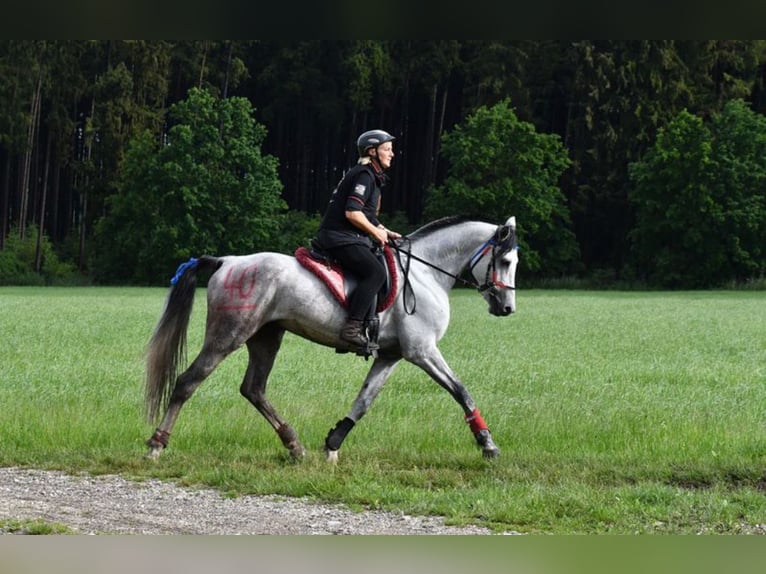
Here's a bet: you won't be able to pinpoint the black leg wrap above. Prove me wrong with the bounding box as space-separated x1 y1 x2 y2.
325 417 355 451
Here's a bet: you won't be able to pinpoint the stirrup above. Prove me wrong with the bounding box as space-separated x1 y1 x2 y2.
355 340 379 360
335 337 379 359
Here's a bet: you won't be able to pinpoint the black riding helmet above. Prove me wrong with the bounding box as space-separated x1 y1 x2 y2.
356 129 395 157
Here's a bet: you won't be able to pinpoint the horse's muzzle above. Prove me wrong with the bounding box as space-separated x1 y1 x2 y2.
488 300 515 316
490 305 515 316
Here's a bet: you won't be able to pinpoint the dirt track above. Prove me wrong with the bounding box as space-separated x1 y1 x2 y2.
0 467 507 535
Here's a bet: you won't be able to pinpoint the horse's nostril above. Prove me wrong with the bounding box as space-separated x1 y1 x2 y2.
504 306 514 315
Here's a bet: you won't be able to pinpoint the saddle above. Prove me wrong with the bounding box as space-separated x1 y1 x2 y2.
295 242 398 314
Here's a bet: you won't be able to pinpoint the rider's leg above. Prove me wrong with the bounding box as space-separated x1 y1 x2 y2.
327 244 386 347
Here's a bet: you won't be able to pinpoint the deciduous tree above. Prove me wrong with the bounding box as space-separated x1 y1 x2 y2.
629 100 766 287
91 88 284 283
425 98 577 274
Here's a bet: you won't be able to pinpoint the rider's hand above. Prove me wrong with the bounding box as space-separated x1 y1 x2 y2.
372 227 389 245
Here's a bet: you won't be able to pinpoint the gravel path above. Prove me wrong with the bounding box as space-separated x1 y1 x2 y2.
0 467 502 535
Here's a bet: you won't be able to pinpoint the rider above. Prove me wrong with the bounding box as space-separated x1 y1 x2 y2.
316 129 402 349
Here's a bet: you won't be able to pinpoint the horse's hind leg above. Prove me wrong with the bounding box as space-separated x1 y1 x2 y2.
240 322 306 460
147 346 228 459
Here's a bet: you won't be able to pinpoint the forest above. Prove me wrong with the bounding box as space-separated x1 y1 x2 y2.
1 40 765 287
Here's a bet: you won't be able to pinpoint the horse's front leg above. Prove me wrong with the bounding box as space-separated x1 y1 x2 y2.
406 346 500 459
324 356 401 463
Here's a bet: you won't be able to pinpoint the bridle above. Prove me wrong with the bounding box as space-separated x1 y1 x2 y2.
468 224 518 294
389 224 517 315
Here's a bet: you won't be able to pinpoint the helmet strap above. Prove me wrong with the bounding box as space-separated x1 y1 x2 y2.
371 146 391 169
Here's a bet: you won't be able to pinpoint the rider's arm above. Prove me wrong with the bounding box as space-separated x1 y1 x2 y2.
346 210 388 245
343 171 388 245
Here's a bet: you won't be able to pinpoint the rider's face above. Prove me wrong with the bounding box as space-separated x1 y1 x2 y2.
374 143 394 169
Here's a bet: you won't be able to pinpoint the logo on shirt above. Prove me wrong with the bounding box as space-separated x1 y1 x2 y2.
353 183 366 196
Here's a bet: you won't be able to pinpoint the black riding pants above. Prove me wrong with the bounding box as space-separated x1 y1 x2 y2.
325 243 386 321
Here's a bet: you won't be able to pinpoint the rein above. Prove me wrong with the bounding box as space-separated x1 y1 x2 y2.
390 238 477 315
390 225 516 315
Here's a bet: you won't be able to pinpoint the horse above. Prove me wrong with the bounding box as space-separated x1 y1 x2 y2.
144 215 519 462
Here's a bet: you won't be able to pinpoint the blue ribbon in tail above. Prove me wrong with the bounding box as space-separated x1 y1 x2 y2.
170 257 199 285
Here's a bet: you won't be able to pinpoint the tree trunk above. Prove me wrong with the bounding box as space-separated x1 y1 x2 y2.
198 41 209 88
399 77 412 219
35 130 52 273
19 70 43 240
433 86 448 181
78 96 95 273
420 83 438 216
222 41 233 98
0 152 10 250
49 159 61 243
78 191 87 272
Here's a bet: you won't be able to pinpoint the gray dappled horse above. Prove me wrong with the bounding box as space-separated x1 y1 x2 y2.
145 216 518 462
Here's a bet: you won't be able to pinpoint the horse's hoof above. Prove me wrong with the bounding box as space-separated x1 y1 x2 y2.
289 445 307 460
325 448 339 464
145 447 163 461
482 446 500 459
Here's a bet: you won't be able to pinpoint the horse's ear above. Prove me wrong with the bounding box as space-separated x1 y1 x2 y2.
505 216 516 229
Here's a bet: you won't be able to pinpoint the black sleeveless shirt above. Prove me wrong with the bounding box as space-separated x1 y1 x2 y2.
317 164 383 248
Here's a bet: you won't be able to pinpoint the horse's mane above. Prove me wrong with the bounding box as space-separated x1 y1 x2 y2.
407 215 485 240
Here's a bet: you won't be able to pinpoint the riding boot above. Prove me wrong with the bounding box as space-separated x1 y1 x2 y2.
340 318 368 348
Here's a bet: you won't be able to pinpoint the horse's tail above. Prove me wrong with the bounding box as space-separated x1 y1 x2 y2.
144 255 221 423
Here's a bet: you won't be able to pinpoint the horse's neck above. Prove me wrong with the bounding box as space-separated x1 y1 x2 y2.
412 221 494 279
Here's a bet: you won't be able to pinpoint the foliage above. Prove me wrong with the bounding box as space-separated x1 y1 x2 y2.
709 99 766 281
0 225 78 285
629 100 766 287
2 41 766 287
268 210 322 254
90 88 286 284
425 99 579 275
537 41 765 277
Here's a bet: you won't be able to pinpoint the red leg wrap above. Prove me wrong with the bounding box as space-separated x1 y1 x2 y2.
465 408 488 433
150 429 170 447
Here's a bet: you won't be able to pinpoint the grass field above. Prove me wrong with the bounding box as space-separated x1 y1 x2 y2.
1 286 764 533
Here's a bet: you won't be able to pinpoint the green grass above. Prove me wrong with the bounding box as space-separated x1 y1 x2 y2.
0 518 74 535
1 286 764 533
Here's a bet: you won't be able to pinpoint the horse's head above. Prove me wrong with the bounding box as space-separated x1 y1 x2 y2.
469 216 518 316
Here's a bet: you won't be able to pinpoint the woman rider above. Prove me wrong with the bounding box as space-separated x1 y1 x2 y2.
316 129 402 349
